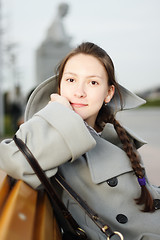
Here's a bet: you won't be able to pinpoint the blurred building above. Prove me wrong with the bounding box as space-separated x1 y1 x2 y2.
36 3 73 85
136 86 160 100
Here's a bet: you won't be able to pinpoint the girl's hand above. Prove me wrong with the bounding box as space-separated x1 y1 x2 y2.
48 93 73 110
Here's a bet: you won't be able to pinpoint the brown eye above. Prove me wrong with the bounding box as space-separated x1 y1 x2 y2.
67 78 74 82
90 81 98 85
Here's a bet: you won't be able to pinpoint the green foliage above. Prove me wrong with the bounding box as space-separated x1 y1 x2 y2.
4 115 14 136
142 99 160 107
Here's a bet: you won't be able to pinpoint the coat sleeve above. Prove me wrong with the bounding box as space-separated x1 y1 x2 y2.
0 102 96 188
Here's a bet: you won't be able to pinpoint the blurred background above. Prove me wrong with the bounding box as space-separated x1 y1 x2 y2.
0 0 160 184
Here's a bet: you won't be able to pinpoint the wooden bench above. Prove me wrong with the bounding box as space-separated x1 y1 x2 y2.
0 169 62 240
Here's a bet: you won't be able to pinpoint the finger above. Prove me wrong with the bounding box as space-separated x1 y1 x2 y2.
50 93 59 101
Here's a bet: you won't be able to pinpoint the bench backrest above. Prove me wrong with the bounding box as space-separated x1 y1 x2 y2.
0 169 61 240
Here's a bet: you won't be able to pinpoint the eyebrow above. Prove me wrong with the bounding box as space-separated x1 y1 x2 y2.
63 72 77 76
63 72 103 79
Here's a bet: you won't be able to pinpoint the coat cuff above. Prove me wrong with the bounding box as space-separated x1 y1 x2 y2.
35 102 96 161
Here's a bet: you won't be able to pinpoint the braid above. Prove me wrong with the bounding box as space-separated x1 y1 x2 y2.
96 103 155 212
112 117 155 212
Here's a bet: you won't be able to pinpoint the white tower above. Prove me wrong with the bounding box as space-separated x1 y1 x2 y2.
36 3 72 84
0 0 4 135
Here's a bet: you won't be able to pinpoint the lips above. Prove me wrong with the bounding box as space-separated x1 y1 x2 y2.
71 103 88 108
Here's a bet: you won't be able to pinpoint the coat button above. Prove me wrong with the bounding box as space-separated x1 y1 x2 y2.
106 177 118 187
153 199 160 210
116 214 128 224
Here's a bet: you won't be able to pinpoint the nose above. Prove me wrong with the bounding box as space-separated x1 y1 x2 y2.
74 83 87 98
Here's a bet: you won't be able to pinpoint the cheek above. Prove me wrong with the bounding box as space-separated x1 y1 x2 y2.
90 95 104 113
59 83 67 96
59 88 64 96
60 81 73 97
91 91 106 105
95 100 104 111
94 92 107 110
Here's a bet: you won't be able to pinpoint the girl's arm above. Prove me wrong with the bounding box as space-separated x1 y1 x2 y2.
0 102 96 188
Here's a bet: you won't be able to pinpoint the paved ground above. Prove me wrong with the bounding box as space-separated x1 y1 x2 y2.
117 107 160 186
139 145 160 186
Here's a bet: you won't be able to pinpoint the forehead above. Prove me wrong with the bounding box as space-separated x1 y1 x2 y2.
64 53 107 78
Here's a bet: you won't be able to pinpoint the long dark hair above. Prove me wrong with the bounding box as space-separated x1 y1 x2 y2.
56 42 154 212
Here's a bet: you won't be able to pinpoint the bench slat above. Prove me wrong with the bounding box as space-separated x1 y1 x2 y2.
0 170 10 212
0 180 37 240
33 191 62 240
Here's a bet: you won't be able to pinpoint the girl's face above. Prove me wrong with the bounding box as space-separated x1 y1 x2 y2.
60 53 115 129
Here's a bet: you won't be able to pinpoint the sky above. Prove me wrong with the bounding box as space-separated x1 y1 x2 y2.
1 0 160 95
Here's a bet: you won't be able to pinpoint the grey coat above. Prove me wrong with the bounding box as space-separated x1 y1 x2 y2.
0 76 160 240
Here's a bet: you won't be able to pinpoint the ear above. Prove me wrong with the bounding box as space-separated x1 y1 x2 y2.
104 85 115 104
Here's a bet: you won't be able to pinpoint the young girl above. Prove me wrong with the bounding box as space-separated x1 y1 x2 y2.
0 42 160 240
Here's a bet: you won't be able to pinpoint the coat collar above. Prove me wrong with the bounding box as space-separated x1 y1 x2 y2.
86 132 133 184
24 75 146 121
101 123 147 149
86 126 146 184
